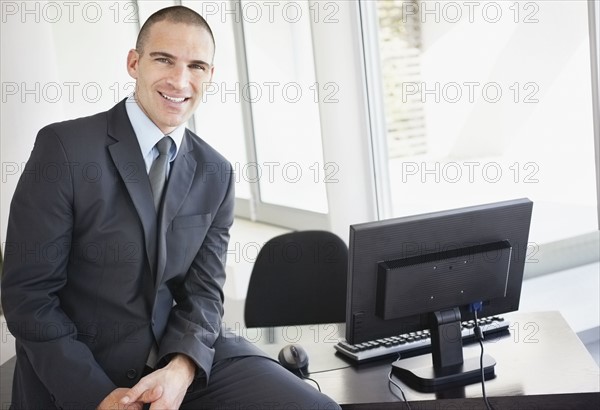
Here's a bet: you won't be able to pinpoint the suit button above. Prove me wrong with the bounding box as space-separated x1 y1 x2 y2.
126 368 137 379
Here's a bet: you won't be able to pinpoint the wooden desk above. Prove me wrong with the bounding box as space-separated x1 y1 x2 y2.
246 311 600 405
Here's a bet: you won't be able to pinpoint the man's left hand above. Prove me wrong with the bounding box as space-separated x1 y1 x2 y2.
120 354 196 409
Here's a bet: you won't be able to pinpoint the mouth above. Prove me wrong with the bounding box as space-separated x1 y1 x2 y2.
159 91 189 104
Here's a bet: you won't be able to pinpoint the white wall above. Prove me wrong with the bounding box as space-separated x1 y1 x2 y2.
1 7 60 245
1 1 139 245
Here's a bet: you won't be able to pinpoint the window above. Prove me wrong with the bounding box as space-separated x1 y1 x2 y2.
187 0 329 228
363 0 599 273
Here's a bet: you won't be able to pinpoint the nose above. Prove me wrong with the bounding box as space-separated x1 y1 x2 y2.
166 64 189 90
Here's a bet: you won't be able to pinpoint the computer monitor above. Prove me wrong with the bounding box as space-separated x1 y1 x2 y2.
345 198 533 391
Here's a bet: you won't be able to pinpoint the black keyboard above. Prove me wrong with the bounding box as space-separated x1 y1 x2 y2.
334 316 509 363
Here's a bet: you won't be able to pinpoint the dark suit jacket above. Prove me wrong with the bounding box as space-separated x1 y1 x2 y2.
1 100 267 409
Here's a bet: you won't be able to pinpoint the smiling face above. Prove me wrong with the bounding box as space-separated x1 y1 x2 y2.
127 20 215 134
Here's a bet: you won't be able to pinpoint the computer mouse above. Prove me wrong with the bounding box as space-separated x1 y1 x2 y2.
278 344 309 374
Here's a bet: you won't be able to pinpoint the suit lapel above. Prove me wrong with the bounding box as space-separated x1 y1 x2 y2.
106 101 158 280
156 132 197 285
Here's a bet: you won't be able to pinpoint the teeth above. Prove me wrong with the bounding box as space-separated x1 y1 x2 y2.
160 92 186 103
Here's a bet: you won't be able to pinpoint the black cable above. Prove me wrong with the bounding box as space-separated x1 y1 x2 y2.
298 368 322 392
473 309 494 410
309 364 353 374
387 355 412 409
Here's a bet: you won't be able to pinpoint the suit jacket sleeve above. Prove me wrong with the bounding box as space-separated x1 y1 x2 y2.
1 128 117 409
156 159 235 383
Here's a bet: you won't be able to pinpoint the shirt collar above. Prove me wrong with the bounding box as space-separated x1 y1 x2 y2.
125 94 185 162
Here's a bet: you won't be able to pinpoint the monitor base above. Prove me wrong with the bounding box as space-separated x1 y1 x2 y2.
391 353 496 392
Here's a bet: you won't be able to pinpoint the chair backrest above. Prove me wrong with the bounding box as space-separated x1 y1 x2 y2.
244 230 348 327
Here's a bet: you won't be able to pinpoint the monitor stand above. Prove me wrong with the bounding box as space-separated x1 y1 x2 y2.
391 307 496 392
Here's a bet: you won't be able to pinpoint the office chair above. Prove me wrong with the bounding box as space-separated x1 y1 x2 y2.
244 230 348 327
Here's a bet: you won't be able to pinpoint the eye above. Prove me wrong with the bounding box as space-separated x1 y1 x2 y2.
155 57 171 64
190 64 208 71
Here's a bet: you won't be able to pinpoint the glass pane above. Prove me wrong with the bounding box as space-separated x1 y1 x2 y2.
242 0 328 214
376 0 597 244
186 0 251 199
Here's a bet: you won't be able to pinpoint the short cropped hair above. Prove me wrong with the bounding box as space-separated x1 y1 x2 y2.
136 6 215 56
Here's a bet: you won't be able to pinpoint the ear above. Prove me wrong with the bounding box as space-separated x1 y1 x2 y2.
126 49 140 79
208 65 215 83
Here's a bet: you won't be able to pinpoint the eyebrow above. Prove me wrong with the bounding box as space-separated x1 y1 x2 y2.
149 51 212 67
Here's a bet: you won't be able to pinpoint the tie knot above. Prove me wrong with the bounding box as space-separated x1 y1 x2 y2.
156 136 172 156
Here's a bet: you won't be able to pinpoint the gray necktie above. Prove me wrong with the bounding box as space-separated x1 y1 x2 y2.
146 136 172 367
149 136 173 210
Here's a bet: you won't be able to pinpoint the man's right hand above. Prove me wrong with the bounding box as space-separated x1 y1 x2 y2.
97 388 144 410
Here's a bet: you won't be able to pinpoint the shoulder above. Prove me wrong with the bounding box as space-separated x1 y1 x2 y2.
31 112 107 160
36 101 124 149
183 129 231 168
42 109 108 138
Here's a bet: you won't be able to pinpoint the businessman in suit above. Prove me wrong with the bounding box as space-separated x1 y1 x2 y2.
1 6 340 410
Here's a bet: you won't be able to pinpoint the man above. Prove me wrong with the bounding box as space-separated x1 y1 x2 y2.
1 6 340 410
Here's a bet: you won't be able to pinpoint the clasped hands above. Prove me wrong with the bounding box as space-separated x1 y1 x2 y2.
97 354 196 410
